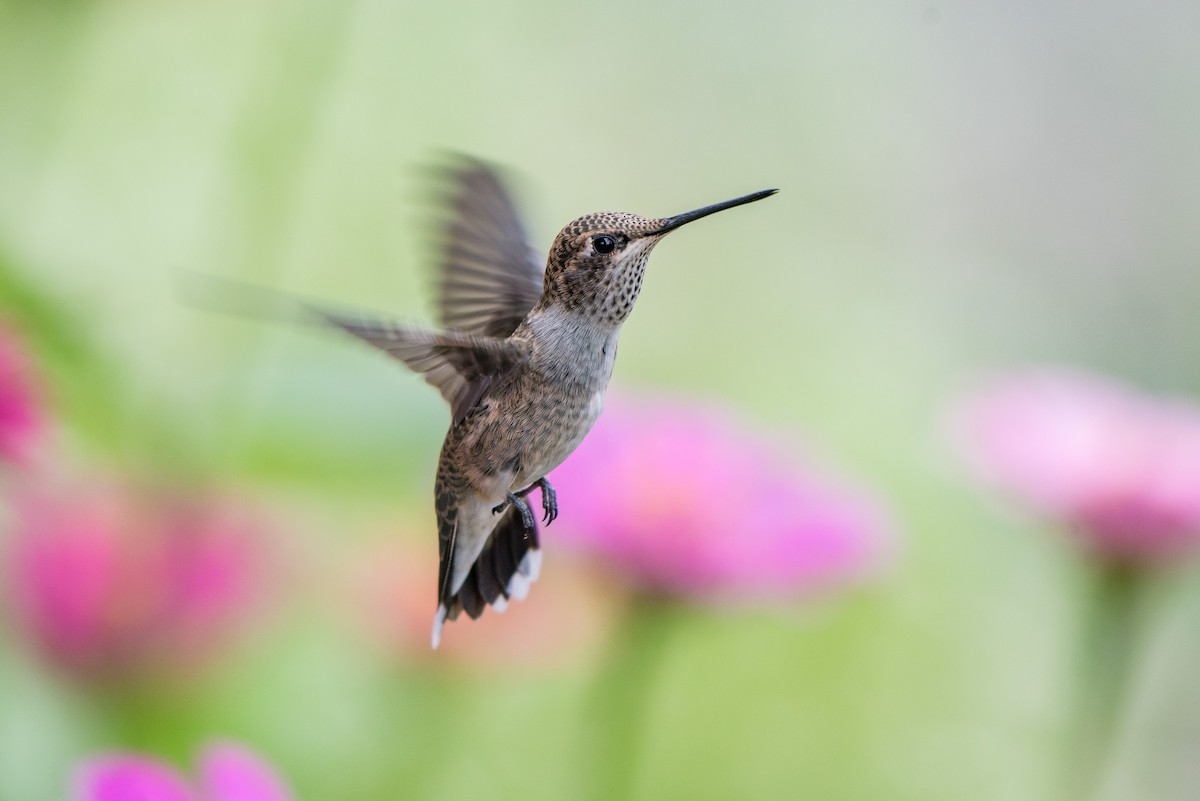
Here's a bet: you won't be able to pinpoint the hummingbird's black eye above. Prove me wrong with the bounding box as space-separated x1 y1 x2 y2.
592 234 616 254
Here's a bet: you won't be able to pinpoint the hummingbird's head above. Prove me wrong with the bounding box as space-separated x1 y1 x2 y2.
542 188 778 325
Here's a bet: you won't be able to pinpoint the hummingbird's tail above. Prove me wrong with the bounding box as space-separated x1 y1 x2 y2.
431 502 542 649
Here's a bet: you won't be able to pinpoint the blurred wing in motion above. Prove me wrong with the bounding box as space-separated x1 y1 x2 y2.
316 310 531 423
178 272 530 423
433 158 545 338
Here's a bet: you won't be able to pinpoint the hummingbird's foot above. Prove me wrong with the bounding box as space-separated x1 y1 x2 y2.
534 478 557 525
493 492 537 534
505 478 558 526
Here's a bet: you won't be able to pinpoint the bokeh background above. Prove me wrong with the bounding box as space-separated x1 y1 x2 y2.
2 0 1200 799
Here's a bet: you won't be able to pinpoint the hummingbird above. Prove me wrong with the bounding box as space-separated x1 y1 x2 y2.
198 159 776 647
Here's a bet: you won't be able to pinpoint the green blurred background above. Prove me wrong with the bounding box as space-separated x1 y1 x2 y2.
2 0 1200 799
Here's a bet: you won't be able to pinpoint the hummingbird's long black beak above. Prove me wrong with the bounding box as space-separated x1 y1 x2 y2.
651 188 778 235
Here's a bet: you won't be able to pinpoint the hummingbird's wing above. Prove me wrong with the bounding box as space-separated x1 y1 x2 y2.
318 311 531 423
178 272 528 423
433 160 545 338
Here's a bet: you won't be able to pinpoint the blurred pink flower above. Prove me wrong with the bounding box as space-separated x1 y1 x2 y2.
3 478 271 682
73 741 291 801
953 369 1200 564
549 397 892 601
0 322 46 466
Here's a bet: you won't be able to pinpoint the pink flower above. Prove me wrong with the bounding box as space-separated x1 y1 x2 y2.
3 478 271 682
72 741 291 801
549 397 892 601
0 322 45 466
952 368 1200 564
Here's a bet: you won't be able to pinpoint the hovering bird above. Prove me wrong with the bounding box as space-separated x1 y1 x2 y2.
201 159 776 647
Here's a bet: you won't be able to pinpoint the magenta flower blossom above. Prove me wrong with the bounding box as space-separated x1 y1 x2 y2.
0 322 45 466
3 479 270 681
73 741 291 801
550 397 892 601
953 368 1200 564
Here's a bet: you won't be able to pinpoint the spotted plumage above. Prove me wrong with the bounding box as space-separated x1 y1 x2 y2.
299 159 776 647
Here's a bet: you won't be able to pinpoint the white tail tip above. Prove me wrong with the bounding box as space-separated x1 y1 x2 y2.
505 548 541 601
522 548 543 581
431 604 448 649
508 572 531 601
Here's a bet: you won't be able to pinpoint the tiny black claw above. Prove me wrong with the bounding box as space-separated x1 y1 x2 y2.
538 479 558 526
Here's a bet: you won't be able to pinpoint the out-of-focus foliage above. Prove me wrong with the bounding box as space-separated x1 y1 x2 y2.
2 1 1200 800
